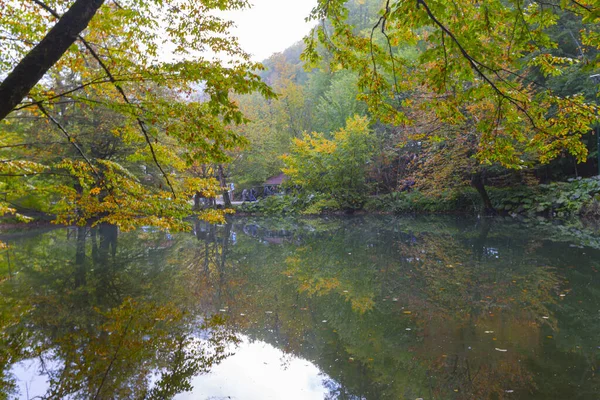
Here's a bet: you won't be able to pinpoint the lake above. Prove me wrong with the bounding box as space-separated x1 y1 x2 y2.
0 216 599 399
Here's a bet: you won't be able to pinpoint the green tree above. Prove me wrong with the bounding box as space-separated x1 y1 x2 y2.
283 115 375 211
0 0 273 229
303 0 599 175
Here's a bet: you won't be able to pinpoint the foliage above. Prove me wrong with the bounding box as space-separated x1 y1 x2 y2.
237 193 340 215
303 0 599 171
489 176 600 217
365 177 600 217
366 188 481 214
0 0 274 230
282 115 375 211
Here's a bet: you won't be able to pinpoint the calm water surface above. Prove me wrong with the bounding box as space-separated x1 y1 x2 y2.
0 216 599 399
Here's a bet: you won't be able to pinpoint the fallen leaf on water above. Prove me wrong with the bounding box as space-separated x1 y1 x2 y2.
403 311 412 314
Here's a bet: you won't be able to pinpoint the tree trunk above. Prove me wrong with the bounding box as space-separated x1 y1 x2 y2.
471 172 495 215
0 0 105 121
75 226 87 287
194 191 201 210
218 165 232 207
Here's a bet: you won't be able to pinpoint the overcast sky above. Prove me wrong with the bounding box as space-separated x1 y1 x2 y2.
224 0 318 61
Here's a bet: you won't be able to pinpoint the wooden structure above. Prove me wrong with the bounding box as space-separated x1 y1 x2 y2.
262 173 287 196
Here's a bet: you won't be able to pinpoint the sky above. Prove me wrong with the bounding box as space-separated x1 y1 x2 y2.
224 0 318 61
176 338 330 400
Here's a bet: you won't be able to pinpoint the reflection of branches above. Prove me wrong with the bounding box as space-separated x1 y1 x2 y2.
93 315 134 400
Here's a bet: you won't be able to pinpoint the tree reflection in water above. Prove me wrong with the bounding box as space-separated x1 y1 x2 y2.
0 216 599 399
0 223 238 399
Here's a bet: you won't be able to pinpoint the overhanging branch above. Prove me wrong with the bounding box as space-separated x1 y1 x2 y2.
0 0 106 121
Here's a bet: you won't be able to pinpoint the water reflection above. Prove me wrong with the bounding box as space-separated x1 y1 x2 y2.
0 224 238 399
1 216 599 399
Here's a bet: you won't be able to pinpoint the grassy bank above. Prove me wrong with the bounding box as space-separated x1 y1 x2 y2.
236 177 600 220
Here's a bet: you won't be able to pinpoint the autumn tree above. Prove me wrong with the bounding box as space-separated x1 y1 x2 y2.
229 53 314 187
303 0 599 189
282 115 375 211
0 0 273 228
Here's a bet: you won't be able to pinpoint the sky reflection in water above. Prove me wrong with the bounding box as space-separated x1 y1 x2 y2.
0 216 599 399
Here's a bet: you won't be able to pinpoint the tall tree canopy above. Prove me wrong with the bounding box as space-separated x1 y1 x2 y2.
0 0 273 228
303 0 600 170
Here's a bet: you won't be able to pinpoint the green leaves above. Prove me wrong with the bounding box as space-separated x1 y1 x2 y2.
0 0 276 229
283 115 375 211
304 0 600 171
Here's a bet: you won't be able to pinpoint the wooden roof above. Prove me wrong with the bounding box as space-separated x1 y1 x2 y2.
264 173 286 186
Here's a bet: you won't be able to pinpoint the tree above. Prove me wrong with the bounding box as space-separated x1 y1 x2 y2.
229 54 314 188
282 115 375 211
0 0 105 120
303 0 599 176
0 0 274 229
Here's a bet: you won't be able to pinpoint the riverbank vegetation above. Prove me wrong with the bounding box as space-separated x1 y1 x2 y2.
0 0 599 228
232 0 600 219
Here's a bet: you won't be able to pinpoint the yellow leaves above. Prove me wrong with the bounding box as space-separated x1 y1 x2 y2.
581 29 600 50
350 296 375 314
198 209 228 224
128 144 187 172
298 276 341 296
180 177 220 198
0 203 16 216
528 54 578 77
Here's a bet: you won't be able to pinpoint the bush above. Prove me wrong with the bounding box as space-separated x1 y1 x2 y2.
365 189 480 214
237 194 342 215
488 177 600 218
282 116 375 211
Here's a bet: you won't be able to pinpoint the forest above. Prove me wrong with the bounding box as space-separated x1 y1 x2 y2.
0 0 599 229
1 2 600 398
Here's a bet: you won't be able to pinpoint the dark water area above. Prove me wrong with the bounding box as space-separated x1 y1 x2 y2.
0 216 599 399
